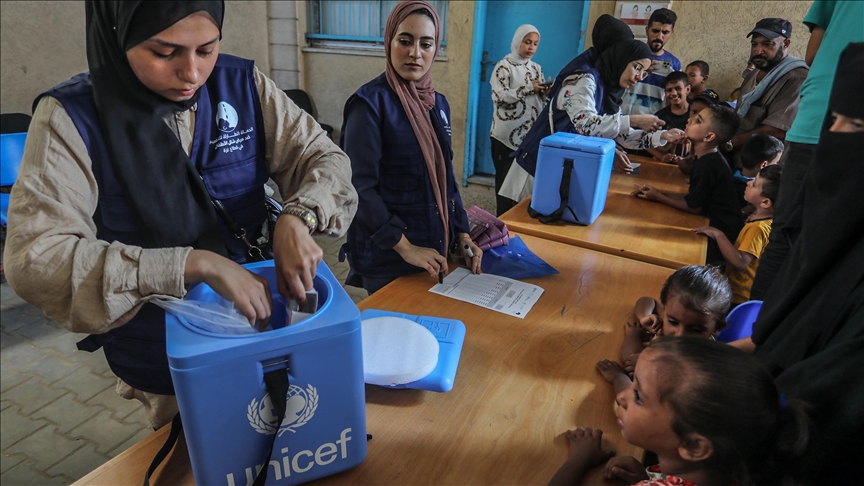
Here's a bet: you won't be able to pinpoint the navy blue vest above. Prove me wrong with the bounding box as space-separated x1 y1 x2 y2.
512 49 607 176
43 55 268 395
341 74 469 278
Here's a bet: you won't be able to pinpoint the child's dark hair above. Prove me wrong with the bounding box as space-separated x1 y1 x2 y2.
686 60 710 76
659 265 731 325
703 104 740 146
649 7 677 27
665 71 689 88
739 134 784 170
758 164 782 204
647 337 810 485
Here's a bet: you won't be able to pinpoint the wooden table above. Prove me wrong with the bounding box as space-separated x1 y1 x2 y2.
610 157 690 196
501 187 707 270
75 234 675 486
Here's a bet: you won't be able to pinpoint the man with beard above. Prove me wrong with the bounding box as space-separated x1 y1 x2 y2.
749 2 864 300
619 8 681 116
729 19 808 153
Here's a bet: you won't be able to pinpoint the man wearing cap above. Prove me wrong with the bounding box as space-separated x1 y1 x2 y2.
750 2 864 300
729 18 809 152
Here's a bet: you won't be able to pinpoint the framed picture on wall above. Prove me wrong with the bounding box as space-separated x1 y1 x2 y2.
615 1 673 41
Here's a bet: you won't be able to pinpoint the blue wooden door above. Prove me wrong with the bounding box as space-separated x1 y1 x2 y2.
468 0 589 178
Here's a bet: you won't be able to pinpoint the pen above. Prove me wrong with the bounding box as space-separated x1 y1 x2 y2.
438 271 444 285
464 244 475 258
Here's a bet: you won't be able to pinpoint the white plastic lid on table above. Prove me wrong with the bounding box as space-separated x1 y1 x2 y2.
361 316 439 386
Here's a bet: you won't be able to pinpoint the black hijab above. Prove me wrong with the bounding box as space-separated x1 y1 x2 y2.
751 43 864 483
588 15 653 113
86 1 225 250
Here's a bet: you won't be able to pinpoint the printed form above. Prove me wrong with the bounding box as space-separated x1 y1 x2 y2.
429 268 544 319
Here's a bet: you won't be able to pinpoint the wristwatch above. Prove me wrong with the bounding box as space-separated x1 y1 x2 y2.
280 203 318 234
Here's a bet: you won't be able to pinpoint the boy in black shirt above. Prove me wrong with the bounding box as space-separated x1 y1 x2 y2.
631 104 743 263
647 71 691 163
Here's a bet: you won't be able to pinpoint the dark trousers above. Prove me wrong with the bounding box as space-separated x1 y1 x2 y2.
490 137 516 216
749 141 817 300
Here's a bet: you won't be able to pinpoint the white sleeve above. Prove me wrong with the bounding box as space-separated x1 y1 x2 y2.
556 73 667 150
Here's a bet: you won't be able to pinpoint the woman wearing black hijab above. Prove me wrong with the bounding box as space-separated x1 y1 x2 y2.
740 43 864 484
5 1 357 428
499 14 685 205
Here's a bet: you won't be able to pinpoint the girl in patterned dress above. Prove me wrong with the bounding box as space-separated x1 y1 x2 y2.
549 337 809 486
489 24 550 215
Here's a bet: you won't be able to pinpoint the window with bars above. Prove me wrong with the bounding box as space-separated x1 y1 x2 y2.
307 0 447 51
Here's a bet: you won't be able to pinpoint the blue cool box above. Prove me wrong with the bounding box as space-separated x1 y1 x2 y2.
530 132 616 225
360 309 466 392
166 261 367 486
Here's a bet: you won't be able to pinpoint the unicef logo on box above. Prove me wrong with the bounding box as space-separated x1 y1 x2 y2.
248 383 319 436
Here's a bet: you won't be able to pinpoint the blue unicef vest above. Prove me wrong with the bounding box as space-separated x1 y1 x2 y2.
42 55 268 395
513 49 606 176
341 73 468 278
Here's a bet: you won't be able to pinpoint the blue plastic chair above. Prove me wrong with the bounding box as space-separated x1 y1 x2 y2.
1 132 28 228
716 300 763 343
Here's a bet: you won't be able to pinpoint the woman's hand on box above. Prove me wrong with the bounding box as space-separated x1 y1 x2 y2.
184 250 273 326
273 214 324 305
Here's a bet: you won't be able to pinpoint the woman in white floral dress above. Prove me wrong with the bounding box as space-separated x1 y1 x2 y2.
489 24 550 215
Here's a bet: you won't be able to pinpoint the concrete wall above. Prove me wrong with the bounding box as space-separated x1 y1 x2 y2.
0 1 270 115
268 1 301 90
584 0 812 100
298 1 475 178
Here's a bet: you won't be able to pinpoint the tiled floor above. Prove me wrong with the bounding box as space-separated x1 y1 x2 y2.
0 182 496 485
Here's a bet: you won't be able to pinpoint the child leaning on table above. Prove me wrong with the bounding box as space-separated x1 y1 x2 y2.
549 337 810 486
694 165 782 306
631 104 744 264
596 265 731 396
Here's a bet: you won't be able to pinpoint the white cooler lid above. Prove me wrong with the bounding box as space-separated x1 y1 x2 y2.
361 316 439 386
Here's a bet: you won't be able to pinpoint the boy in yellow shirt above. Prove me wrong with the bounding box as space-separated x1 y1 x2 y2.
694 164 781 304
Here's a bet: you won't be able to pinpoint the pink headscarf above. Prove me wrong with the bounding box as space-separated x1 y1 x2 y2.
384 0 450 257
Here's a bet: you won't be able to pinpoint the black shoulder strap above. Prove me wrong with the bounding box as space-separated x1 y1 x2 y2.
527 158 579 224
143 413 183 486
142 368 290 486
252 369 290 486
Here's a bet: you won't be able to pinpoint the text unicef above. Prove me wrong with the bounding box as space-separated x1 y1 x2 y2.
225 428 353 485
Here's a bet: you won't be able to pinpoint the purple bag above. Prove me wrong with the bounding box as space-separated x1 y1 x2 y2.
466 205 509 251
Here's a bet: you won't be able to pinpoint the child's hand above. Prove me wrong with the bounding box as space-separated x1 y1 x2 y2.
638 314 662 334
661 153 676 164
596 359 628 384
604 456 650 483
623 353 640 376
631 184 660 201
624 320 645 336
564 427 616 469
693 226 722 240
661 129 686 144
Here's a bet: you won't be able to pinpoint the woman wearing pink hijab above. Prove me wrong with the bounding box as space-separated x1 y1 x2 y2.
340 0 482 294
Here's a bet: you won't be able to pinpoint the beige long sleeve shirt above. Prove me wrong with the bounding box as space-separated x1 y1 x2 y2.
4 67 357 334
